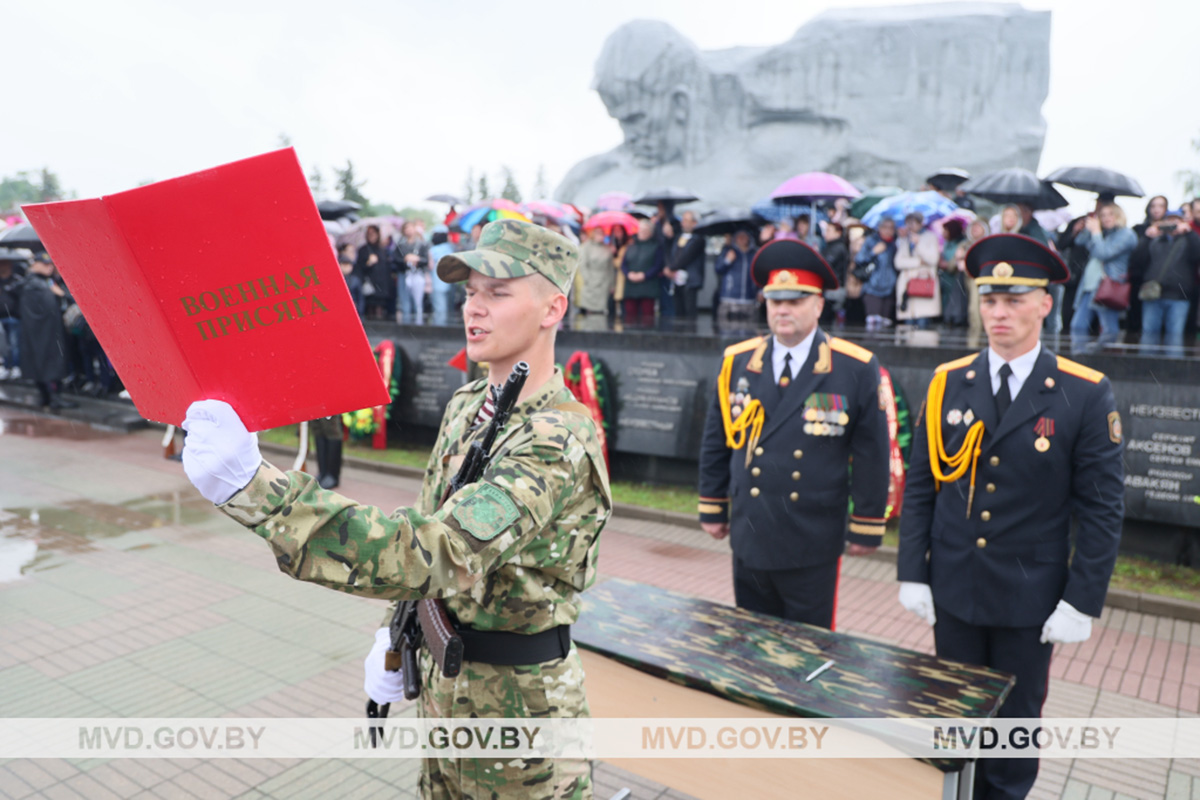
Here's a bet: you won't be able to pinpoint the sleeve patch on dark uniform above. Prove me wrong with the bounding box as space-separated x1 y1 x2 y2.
452 485 520 542
1108 412 1122 444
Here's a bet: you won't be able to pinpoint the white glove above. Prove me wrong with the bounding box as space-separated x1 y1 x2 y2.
364 627 406 705
181 399 262 505
1040 599 1093 644
898 582 937 626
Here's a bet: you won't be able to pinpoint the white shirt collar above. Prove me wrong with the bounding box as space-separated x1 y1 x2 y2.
773 328 818 381
988 342 1041 396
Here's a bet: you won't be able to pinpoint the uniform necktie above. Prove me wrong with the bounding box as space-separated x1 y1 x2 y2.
995 363 1013 421
780 353 792 388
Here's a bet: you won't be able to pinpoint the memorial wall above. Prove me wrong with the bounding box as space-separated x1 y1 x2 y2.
368 322 1200 545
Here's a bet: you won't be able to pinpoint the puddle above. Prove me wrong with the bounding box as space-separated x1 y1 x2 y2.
0 491 219 583
0 410 120 441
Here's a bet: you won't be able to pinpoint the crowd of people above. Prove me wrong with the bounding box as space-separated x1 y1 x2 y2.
4 175 1200 409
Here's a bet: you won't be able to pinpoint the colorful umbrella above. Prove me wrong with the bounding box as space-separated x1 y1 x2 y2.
848 187 904 220
861 191 959 229
595 191 634 212
583 211 639 236
455 200 529 232
521 200 582 226
930 210 977 243
769 172 860 204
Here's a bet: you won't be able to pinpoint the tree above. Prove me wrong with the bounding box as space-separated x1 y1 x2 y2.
0 168 65 211
477 173 491 202
533 164 548 200
463 167 476 204
499 166 522 203
277 132 293 148
308 164 326 198
396 206 437 229
38 168 63 202
1178 133 1200 200
334 160 369 207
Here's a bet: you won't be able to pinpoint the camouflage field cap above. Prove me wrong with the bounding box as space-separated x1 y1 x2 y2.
436 219 579 294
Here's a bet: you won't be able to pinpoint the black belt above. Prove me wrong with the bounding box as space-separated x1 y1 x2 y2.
456 625 571 666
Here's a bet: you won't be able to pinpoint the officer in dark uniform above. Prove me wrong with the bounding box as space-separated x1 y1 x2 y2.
898 234 1124 799
699 239 890 629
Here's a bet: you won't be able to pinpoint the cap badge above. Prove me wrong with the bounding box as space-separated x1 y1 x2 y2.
993 262 1014 279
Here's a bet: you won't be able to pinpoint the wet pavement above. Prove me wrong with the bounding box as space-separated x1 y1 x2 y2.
2 406 1200 799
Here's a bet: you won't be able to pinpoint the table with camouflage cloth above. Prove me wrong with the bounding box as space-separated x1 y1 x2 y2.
575 578 1014 771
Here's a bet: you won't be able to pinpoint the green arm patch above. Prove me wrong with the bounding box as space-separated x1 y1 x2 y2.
452 484 521 542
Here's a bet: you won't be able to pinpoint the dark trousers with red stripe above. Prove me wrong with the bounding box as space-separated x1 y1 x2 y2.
934 608 1053 800
733 558 841 630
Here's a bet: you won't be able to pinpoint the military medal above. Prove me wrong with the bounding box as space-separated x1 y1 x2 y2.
1034 417 1054 452
947 408 963 426
838 412 850 426
805 408 819 422
963 409 975 425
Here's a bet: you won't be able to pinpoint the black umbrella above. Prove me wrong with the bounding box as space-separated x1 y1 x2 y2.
316 198 361 221
425 193 463 205
633 187 699 206
926 167 971 192
1044 166 1145 198
959 168 1068 210
693 208 759 237
0 246 33 261
0 223 45 252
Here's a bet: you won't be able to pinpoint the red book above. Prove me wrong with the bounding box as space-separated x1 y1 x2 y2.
24 148 390 431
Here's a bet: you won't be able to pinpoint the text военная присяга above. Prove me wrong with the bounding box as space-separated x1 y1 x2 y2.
179 266 329 341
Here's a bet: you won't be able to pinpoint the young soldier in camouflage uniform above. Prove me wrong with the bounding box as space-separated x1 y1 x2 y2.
181 219 612 800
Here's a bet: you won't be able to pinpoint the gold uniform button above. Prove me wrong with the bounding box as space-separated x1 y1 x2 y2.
989 456 1000 467
792 471 801 480
755 447 764 456
793 450 803 459
981 510 992 522
976 537 987 549
751 467 761 477
986 483 996 493
750 487 760 497
790 492 799 502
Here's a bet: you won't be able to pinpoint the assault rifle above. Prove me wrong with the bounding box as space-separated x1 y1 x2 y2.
367 361 530 746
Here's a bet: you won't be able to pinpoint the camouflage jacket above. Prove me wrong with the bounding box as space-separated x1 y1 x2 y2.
220 369 612 633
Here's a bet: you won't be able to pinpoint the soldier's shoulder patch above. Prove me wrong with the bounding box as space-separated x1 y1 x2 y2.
1056 356 1105 384
452 484 520 542
829 337 873 363
1108 411 1122 444
723 336 765 358
935 354 976 374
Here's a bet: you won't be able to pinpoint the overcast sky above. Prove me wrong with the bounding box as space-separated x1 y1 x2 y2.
4 0 1198 222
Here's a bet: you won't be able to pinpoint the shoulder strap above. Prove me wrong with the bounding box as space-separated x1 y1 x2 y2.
553 401 592 418
1144 236 1189 286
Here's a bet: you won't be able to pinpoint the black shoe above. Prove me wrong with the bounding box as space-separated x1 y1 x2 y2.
318 474 338 490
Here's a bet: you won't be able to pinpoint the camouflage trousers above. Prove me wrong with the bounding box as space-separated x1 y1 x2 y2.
418 645 592 800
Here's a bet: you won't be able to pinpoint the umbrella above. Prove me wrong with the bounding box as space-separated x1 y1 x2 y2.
425 193 463 205
926 168 971 192
848 187 904 220
693 208 759 237
861 191 959 229
335 216 404 251
959 168 1068 210
1034 208 1074 232
316 199 361 221
455 200 529 232
751 198 813 223
595 191 634 212
632 187 699 206
520 200 582 226
930 209 977 242
0 247 33 261
769 172 860 204
0 223 44 252
1044 166 1145 198
582 211 639 236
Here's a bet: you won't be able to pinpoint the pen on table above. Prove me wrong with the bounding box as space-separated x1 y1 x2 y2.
805 659 835 682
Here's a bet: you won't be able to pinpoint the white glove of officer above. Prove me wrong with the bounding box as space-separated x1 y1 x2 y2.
364 627 406 705
182 399 262 505
1040 599 1093 644
898 582 937 626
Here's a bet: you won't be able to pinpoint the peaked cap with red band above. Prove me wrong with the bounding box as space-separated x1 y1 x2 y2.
751 239 839 299
965 233 1069 295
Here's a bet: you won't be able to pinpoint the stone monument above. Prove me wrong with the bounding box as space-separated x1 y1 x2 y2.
556 3 1051 208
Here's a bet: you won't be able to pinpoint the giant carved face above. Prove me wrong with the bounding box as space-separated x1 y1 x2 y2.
600 81 690 169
